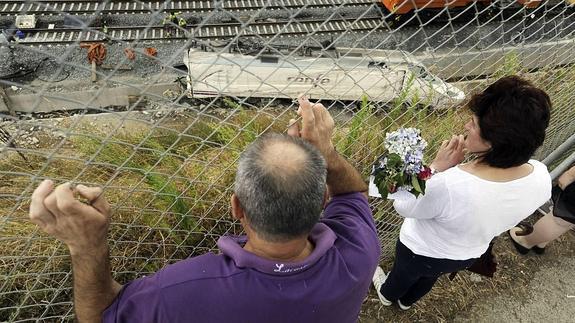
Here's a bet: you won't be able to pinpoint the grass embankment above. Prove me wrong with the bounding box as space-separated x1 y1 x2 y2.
1 60 574 321
0 106 294 320
0 95 465 320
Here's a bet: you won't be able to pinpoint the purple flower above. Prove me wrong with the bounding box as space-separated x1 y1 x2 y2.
372 127 430 199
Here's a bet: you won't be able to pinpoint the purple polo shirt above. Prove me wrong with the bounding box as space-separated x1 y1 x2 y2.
103 192 380 323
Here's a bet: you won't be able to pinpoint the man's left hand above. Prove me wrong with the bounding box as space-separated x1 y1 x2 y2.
29 180 111 256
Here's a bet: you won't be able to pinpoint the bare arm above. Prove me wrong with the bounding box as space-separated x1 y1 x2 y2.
558 165 575 189
288 96 367 197
30 181 122 322
323 149 368 197
70 246 122 322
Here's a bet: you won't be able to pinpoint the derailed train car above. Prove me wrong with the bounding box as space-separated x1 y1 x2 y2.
184 47 465 107
380 0 574 14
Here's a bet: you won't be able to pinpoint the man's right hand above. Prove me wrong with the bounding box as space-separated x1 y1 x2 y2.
288 96 336 162
288 95 367 196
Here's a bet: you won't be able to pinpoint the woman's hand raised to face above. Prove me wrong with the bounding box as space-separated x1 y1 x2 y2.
430 135 465 172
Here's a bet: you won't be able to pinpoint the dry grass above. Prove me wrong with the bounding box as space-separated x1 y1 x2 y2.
0 107 295 320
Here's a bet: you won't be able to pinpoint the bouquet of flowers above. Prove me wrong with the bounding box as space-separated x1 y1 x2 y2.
369 128 432 199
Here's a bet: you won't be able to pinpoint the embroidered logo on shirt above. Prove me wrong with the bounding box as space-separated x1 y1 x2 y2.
273 263 308 273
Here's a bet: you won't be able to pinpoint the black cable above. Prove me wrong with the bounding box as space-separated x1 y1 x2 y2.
35 58 71 83
0 67 35 80
0 57 71 82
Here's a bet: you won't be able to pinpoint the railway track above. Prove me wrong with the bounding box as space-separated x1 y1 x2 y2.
0 0 376 16
7 7 573 47
6 17 388 45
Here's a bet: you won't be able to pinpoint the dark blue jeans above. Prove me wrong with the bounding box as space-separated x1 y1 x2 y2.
381 240 477 306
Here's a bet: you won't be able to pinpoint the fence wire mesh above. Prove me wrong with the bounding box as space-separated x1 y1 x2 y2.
0 0 574 321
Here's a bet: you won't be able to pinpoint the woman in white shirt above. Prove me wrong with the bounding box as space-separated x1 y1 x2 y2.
372 76 552 310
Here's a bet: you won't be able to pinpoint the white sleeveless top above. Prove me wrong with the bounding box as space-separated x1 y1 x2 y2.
391 160 551 260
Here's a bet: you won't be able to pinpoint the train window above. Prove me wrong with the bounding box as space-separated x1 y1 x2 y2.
410 65 434 81
368 61 387 68
259 56 279 63
420 69 433 81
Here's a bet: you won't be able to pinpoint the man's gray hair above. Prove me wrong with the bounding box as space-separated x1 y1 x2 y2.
234 133 327 242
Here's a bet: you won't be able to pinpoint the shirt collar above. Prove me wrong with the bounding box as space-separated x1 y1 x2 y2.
217 223 336 275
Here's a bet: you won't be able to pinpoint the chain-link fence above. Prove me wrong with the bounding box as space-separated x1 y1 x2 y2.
1 0 574 321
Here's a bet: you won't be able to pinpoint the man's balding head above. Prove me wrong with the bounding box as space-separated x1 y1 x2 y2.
234 133 327 242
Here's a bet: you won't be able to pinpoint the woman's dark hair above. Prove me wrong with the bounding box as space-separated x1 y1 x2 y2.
468 75 551 168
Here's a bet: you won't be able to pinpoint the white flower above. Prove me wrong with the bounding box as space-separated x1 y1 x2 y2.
372 127 429 199
384 128 427 174
397 185 413 192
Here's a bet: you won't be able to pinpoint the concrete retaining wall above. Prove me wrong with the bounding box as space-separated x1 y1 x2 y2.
416 38 575 79
0 82 179 113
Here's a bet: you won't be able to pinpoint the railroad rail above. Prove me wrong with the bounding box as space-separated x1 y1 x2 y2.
0 0 376 16
4 17 387 45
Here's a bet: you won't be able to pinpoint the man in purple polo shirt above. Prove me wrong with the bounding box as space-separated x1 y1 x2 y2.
29 96 380 322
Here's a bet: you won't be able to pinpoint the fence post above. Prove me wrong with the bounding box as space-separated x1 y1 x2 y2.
550 150 575 181
542 132 575 167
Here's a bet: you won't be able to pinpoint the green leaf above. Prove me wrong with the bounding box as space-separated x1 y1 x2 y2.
395 174 404 186
411 175 422 193
377 181 389 199
374 172 384 187
420 179 426 194
387 153 402 167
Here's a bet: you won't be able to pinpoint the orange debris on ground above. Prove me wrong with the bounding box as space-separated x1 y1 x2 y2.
79 43 107 65
124 47 136 60
145 47 157 57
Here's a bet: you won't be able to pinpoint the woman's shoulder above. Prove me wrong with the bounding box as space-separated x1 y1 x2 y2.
438 165 469 181
441 165 464 176
444 160 549 184
528 159 551 178
428 166 469 189
529 159 547 169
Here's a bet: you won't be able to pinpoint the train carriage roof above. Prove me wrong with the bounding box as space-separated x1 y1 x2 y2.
336 47 420 65
185 47 420 70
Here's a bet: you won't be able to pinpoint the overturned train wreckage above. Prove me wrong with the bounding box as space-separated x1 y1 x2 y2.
184 46 465 108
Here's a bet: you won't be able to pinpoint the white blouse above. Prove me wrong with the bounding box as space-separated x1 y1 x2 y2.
390 160 551 260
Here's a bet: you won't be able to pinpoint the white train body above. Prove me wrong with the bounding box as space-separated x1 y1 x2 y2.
184 47 465 107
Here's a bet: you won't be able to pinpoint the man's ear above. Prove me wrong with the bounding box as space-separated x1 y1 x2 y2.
231 194 245 220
